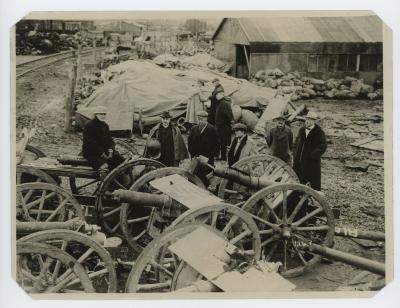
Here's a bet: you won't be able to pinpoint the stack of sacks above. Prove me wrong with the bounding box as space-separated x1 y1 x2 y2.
252 70 383 101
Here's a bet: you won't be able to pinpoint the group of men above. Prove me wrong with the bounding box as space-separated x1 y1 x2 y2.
82 78 327 191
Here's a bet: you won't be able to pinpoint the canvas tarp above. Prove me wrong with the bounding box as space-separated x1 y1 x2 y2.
77 61 278 131
77 61 200 130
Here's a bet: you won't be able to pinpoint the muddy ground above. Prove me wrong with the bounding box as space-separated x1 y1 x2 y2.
15 57 386 291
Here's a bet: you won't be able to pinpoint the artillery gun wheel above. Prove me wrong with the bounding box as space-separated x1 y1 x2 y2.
95 159 165 235
68 139 139 195
217 154 299 203
17 241 94 293
242 183 335 277
169 203 261 260
16 183 85 222
125 224 223 293
17 165 58 185
19 230 117 293
120 167 204 254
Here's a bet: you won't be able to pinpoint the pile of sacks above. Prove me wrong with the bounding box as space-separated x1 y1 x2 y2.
251 68 383 101
74 73 104 102
153 53 229 72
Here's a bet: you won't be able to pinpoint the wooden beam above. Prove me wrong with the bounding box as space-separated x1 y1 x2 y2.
242 45 251 79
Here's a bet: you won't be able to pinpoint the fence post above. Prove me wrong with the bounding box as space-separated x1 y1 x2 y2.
64 50 78 132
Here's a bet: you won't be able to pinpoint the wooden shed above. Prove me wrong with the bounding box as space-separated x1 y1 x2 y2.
212 16 383 84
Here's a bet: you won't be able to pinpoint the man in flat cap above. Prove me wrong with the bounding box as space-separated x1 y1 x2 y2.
215 88 234 161
188 110 219 186
293 111 327 190
228 123 258 166
207 78 224 126
145 111 188 167
265 116 294 164
82 106 125 179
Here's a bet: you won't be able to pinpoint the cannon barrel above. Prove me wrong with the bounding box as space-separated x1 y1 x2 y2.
334 227 385 242
112 190 173 209
213 166 274 189
16 220 99 233
306 243 385 276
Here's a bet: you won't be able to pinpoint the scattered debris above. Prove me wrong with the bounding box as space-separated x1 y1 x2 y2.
344 161 370 172
350 137 384 152
360 206 385 217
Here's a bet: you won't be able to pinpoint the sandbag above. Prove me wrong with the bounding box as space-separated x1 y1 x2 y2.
360 84 374 95
232 105 242 121
240 109 259 130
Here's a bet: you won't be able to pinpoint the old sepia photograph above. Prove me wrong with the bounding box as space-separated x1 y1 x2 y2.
11 11 391 297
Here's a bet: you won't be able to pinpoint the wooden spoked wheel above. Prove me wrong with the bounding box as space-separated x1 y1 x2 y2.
68 139 138 195
16 183 85 222
95 159 165 235
169 203 261 260
217 154 299 204
19 230 117 293
242 183 335 277
17 241 94 293
120 167 204 254
16 165 58 185
125 224 221 293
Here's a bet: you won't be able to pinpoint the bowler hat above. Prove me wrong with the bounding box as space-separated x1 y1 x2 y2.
160 111 172 119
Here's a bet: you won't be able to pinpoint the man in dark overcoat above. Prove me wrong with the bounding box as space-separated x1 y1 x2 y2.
144 111 189 167
82 106 125 178
266 116 293 164
214 88 234 161
293 112 327 191
188 110 219 186
207 78 224 125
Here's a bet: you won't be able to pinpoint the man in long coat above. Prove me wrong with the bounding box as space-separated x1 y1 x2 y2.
215 89 234 161
266 116 293 164
188 110 219 186
228 123 258 166
207 78 224 126
145 111 189 166
82 106 125 178
293 112 327 191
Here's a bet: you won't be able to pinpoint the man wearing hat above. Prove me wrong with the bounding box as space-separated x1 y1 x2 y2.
188 110 219 186
293 111 327 191
82 106 125 178
265 116 293 164
228 123 258 166
215 89 234 161
207 78 224 126
145 111 188 167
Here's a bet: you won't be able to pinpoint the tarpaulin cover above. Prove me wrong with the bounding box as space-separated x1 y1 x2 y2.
77 60 277 131
77 60 200 130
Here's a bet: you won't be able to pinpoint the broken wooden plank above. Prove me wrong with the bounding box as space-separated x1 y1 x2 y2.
350 137 384 152
150 174 223 209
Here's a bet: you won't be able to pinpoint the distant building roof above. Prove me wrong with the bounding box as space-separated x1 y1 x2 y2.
213 16 382 43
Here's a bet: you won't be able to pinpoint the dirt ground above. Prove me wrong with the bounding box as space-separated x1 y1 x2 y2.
15 58 386 291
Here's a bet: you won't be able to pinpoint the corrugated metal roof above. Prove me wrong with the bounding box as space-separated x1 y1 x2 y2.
215 16 382 43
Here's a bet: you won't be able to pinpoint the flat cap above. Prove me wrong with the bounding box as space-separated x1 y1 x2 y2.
160 111 172 118
92 105 108 115
196 110 208 117
212 78 220 83
232 123 247 132
305 111 319 120
273 116 285 121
